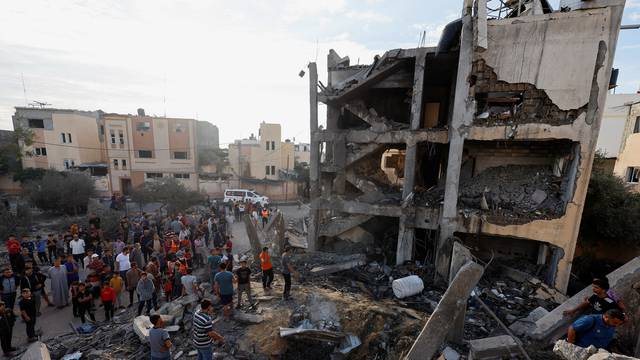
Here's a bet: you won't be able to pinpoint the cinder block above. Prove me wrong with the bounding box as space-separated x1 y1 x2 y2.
468 335 521 360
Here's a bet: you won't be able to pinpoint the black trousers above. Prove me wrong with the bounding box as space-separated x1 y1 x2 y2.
78 305 95 323
103 301 114 321
262 269 274 289
137 299 152 316
37 252 48 264
25 318 36 338
73 254 84 268
283 273 291 299
0 330 12 354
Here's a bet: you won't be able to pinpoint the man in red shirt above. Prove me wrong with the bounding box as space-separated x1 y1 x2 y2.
100 281 116 321
6 235 22 273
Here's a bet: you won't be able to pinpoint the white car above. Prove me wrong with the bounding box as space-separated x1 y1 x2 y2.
223 189 269 206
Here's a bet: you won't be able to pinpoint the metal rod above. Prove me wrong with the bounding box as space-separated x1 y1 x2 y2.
473 295 532 360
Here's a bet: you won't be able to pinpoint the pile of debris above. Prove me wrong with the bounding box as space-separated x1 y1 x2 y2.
415 165 565 222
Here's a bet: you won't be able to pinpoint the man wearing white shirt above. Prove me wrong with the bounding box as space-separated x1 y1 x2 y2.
70 235 86 268
115 247 132 285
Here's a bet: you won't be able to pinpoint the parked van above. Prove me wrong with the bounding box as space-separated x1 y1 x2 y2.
223 189 269 206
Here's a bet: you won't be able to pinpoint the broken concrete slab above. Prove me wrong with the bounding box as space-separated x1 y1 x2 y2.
279 326 346 343
134 315 174 343
234 311 264 324
439 346 461 360
310 254 366 276
531 257 640 344
509 306 549 336
21 341 52 360
468 335 521 360
553 340 639 360
405 261 484 360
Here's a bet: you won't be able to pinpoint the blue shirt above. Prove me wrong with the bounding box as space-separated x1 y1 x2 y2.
572 315 616 349
37 240 47 252
214 271 234 296
149 327 171 359
208 255 222 276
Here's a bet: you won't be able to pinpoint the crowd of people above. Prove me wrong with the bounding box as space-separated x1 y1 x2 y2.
0 200 296 359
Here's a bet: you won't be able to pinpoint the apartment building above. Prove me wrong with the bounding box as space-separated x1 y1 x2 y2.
12 107 104 171
228 122 295 180
101 109 198 194
598 94 640 191
307 0 624 292
294 143 311 165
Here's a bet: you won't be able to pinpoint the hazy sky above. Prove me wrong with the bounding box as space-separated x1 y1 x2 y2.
1 0 639 145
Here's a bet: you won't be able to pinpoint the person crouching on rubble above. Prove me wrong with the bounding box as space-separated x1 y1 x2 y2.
567 308 625 350
214 263 234 320
192 299 224 360
149 314 172 360
563 278 623 317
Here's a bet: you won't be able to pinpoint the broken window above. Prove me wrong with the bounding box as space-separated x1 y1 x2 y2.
271 165 276 175
136 122 151 131
265 166 270 175
626 167 640 183
118 130 125 144
61 133 67 143
634 117 640 134
28 119 44 128
110 130 116 144
122 159 127 169
137 150 153 158
173 173 190 179
113 159 119 169
173 151 188 160
34 147 47 156
146 172 163 179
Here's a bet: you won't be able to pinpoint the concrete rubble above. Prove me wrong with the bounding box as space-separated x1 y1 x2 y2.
553 340 639 360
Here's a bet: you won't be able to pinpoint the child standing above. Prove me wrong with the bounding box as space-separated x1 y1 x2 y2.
100 281 116 321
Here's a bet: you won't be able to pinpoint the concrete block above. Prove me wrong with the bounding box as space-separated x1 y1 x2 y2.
531 257 640 345
468 335 520 360
509 306 549 336
553 340 598 360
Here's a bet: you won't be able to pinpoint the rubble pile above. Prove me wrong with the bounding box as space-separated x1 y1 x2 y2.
415 165 565 222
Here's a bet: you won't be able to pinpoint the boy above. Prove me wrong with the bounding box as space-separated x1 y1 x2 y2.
19 288 37 342
77 282 96 323
214 263 234 319
100 281 116 321
235 259 253 308
70 281 80 317
109 273 125 309
36 235 48 265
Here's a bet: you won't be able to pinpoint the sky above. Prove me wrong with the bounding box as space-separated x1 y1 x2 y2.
0 0 639 146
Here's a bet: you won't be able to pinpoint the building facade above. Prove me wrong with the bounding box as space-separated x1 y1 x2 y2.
101 110 198 194
613 101 640 192
228 122 295 180
307 0 624 292
12 108 103 171
294 143 310 165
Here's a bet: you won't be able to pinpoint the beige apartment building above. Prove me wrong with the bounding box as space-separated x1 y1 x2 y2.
597 94 640 191
12 108 104 171
294 142 310 165
228 122 295 180
101 109 198 194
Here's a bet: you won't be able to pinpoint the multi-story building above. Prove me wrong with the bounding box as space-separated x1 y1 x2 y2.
101 109 198 194
12 108 104 171
306 0 624 292
294 143 310 166
228 122 295 180
598 93 640 191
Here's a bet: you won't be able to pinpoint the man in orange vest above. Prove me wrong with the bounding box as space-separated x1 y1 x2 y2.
259 247 273 291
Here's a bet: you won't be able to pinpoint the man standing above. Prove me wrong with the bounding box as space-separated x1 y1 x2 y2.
180 269 198 297
126 262 141 307
260 208 269 229
47 259 69 308
19 288 37 342
116 246 132 281
567 309 625 349
235 259 252 308
214 263 234 319
0 301 15 357
70 234 86 268
192 299 224 360
136 272 155 316
149 314 172 360
259 247 273 291
19 267 45 315
281 246 296 300
207 248 222 289
46 234 57 263
0 268 19 311
7 235 22 274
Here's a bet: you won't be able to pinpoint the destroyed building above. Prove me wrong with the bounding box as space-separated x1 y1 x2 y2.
306 0 625 293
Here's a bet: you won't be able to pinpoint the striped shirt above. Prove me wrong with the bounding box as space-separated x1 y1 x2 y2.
192 310 213 348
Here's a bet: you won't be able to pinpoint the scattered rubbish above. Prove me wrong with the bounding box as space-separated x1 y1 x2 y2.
234 311 264 324
21 341 52 360
440 346 460 360
337 334 362 354
60 352 82 360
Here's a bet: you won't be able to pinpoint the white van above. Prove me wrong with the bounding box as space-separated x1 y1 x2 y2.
223 189 269 206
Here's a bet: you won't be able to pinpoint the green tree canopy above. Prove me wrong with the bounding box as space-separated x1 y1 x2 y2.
26 171 95 215
130 177 205 214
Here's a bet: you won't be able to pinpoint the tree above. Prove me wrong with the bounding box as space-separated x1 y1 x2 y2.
130 177 205 214
26 171 95 215
0 127 33 175
579 171 640 247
